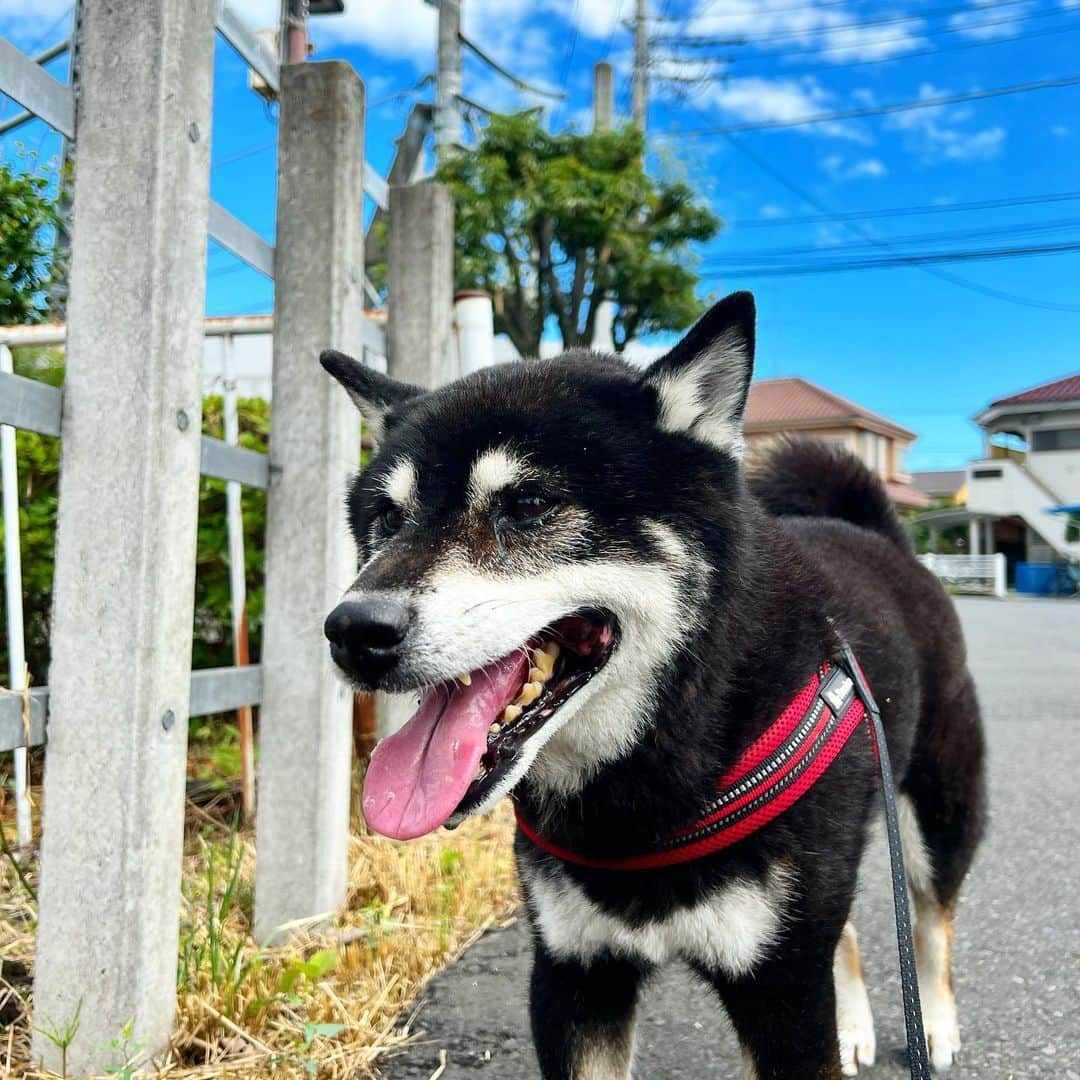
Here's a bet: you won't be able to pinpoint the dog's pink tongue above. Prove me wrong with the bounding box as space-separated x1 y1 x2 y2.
362 653 528 840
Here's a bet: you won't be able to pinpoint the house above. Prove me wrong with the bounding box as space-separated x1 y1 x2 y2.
743 377 930 510
911 469 967 505
918 372 1080 572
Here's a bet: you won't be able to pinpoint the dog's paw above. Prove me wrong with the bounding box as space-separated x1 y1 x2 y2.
837 1011 876 1076
921 984 961 1071
926 1019 961 1072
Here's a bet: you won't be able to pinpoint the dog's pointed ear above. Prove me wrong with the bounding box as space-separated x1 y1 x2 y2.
320 350 424 442
641 291 755 458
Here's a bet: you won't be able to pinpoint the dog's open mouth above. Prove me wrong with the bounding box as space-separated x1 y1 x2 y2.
362 611 618 840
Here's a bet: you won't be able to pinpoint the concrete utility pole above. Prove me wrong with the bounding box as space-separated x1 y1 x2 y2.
255 61 365 944
632 0 649 133
31 0 216 1070
377 181 456 738
593 61 613 132
435 0 463 163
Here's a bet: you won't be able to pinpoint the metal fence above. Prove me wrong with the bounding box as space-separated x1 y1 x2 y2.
917 552 1008 598
0 2 386 1071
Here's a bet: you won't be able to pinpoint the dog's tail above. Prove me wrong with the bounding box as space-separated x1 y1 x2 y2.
748 437 912 551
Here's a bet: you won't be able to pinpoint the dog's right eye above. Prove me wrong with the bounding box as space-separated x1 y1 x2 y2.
379 505 404 537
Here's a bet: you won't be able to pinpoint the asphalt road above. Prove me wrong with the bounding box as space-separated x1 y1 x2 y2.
381 596 1080 1079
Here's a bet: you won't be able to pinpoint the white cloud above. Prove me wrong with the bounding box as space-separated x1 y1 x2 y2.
819 22 924 61
758 203 787 219
696 75 871 143
821 154 887 181
0 0 72 47
885 83 1007 163
947 1 1034 41
1051 123 1071 136
685 0 924 63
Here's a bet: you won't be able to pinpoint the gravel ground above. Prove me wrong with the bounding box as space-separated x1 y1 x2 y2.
381 596 1080 1079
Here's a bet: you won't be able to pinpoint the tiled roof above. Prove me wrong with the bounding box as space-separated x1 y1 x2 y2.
744 377 916 439
886 481 931 510
992 373 1080 406
911 470 966 497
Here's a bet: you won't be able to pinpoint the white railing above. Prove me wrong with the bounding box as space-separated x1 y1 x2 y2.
918 553 1007 598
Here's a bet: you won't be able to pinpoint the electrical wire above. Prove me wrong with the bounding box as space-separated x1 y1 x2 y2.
558 0 582 93
692 14 1080 81
700 239 1080 278
656 73 1080 137
736 190 1080 228
708 216 1080 262
720 132 1080 313
666 0 1032 48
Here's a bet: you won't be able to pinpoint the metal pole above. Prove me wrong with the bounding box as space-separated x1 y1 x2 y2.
281 0 309 64
31 0 216 1069
436 0 463 163
222 335 255 822
593 61 614 132
0 344 32 848
632 0 648 133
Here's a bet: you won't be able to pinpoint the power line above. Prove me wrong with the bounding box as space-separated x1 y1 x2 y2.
671 0 1031 48
737 190 1080 229
558 1 581 93
212 140 276 170
459 30 567 100
656 73 1080 138
721 132 1080 313
710 217 1080 262
700 239 1080 278
721 14 1080 81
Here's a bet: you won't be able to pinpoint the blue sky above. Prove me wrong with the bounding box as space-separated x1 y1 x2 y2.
2 0 1079 471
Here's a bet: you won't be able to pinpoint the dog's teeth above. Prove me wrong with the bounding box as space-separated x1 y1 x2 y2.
489 721 502 736
532 648 556 679
543 640 561 660
457 672 472 686
474 764 484 781
502 704 522 724
516 681 542 706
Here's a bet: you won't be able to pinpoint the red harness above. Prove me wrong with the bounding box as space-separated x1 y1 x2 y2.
515 658 872 871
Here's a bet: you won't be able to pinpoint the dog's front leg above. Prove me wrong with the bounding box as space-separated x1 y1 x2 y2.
529 941 649 1080
699 947 844 1080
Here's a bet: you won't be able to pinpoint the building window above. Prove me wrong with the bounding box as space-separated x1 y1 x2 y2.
858 431 888 475
1032 428 1080 452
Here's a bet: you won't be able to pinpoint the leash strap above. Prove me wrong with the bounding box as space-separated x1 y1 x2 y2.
835 643 932 1080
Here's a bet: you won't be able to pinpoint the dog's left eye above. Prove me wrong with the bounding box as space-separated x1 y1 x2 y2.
505 493 557 525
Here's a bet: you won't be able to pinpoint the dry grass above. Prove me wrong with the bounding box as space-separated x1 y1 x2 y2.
1 786 520 1078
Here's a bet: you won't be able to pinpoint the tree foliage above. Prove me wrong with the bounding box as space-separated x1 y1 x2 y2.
0 161 64 325
437 113 721 356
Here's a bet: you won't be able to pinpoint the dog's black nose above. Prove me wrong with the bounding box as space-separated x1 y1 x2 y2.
325 597 412 680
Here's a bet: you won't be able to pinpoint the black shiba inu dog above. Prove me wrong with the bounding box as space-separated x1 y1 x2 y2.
321 291 986 1079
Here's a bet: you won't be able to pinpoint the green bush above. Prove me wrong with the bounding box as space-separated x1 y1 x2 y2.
0 350 269 684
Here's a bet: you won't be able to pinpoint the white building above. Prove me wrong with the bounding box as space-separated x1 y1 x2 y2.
921 373 1080 572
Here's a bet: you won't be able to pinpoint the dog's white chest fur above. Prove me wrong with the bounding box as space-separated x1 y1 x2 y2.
526 864 791 978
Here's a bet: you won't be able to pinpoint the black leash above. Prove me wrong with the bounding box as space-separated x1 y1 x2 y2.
836 642 933 1080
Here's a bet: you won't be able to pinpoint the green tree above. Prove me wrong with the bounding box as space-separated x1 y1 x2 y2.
0 161 64 324
437 113 721 356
